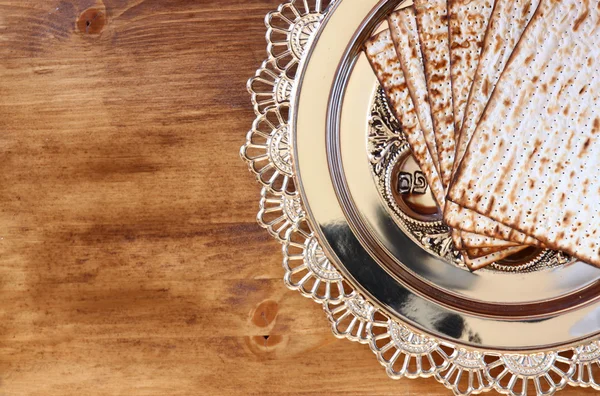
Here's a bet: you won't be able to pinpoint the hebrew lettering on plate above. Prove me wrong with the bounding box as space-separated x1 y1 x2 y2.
413 171 428 194
397 171 427 195
397 172 413 194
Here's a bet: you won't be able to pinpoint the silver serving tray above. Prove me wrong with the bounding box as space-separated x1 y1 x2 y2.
242 0 600 394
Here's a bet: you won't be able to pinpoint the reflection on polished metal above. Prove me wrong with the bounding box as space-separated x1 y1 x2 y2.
329 37 600 308
240 0 600 394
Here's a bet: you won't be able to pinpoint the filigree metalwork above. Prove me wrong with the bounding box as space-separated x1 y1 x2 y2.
247 60 293 115
367 313 451 379
241 1 600 394
241 104 296 196
324 295 374 344
257 187 305 242
265 0 335 78
282 219 354 303
368 88 407 176
571 341 600 389
364 87 463 264
436 349 493 395
486 352 575 396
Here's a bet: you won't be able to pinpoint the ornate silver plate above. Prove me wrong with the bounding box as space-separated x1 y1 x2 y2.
241 0 600 394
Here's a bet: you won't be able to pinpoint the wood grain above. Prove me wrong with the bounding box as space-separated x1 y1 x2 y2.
0 1 595 395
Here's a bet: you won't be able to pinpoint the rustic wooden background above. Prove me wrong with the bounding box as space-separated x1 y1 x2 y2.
0 0 595 395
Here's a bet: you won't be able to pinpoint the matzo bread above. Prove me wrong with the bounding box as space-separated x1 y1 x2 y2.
388 7 532 249
460 230 520 248
445 202 543 246
449 0 600 266
364 30 445 209
443 0 542 247
413 0 456 188
452 0 541 177
448 0 495 133
445 0 538 248
362 31 510 258
463 246 528 270
453 230 519 249
467 246 512 257
388 8 439 173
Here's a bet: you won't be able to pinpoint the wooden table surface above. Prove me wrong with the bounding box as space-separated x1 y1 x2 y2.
0 1 595 395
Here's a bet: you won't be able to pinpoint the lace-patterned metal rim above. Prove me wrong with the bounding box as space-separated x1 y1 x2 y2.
240 0 600 394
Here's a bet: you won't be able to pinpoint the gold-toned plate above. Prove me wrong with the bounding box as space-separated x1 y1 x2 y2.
241 0 600 394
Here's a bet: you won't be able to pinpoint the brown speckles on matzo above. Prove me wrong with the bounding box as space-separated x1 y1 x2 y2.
449 0 600 267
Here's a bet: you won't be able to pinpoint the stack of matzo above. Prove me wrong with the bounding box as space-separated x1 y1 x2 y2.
364 0 600 270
